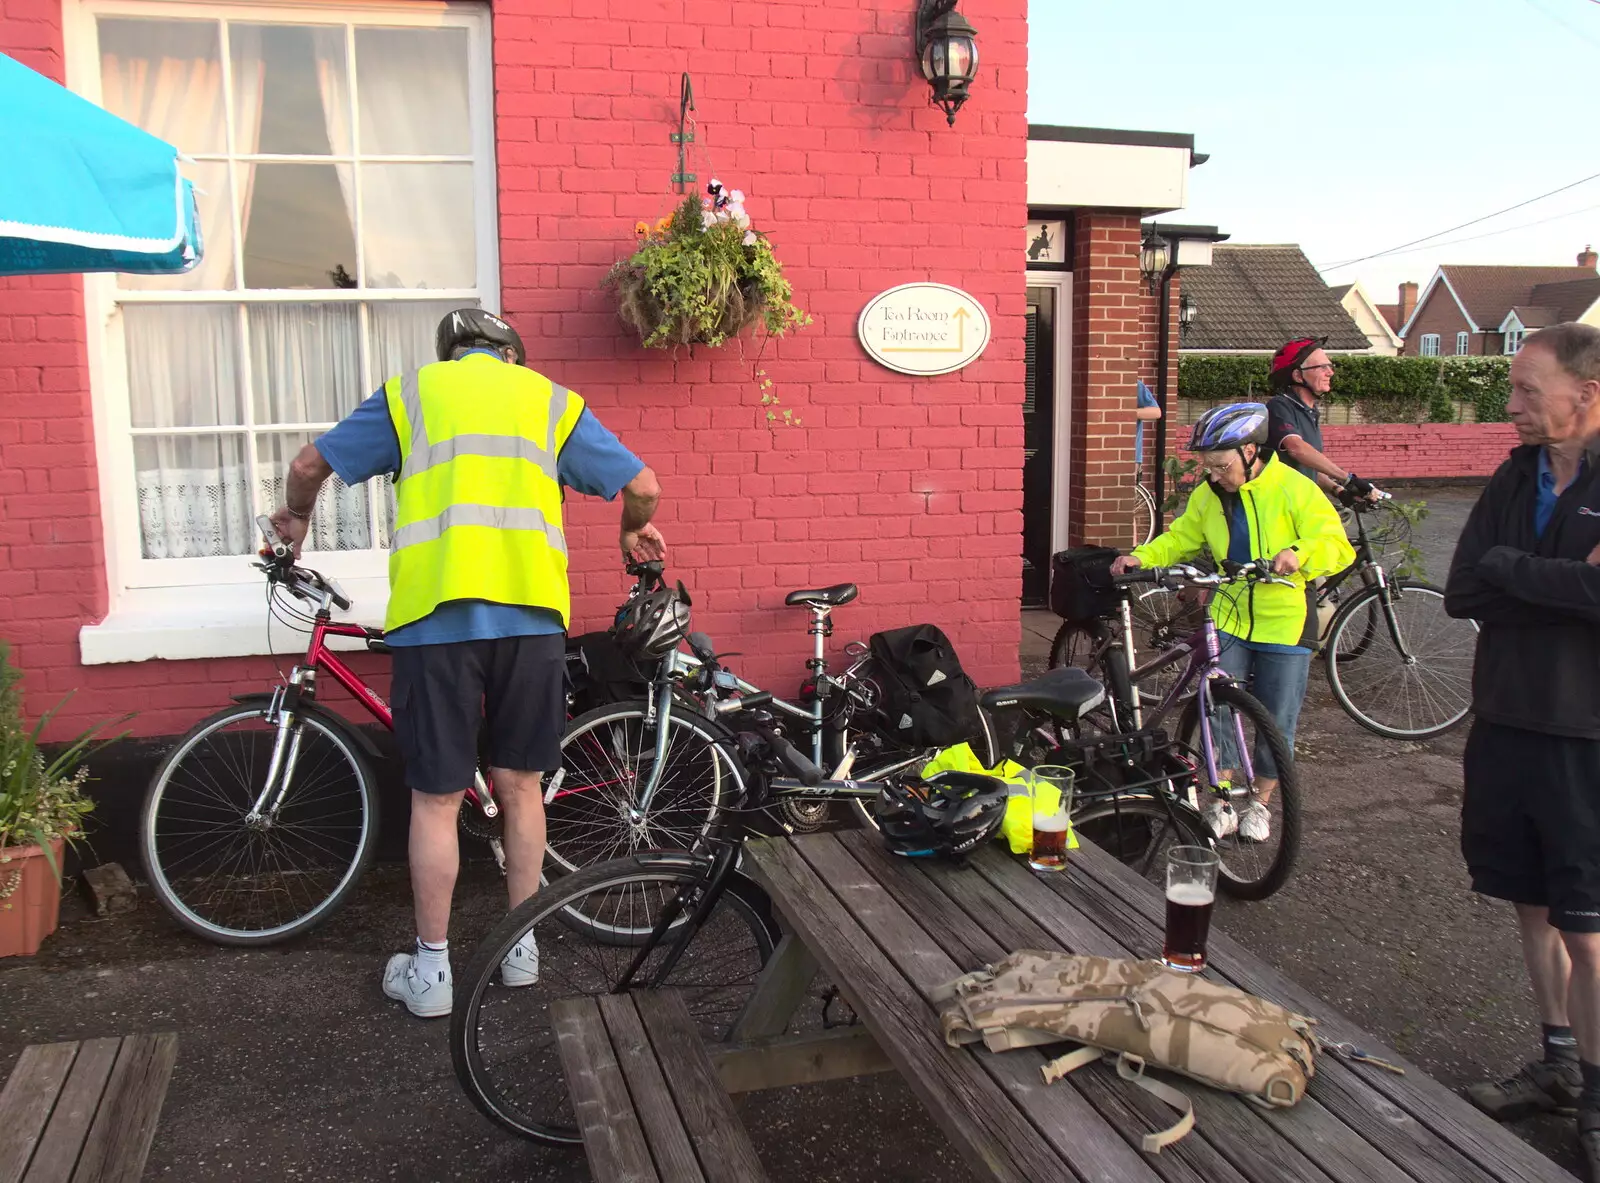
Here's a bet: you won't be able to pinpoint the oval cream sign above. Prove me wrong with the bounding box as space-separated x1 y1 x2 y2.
857 282 992 376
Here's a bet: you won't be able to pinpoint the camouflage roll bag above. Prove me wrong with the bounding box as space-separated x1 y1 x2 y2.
932 950 1323 1152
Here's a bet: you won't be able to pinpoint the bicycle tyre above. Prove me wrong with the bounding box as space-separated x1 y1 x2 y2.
1072 794 1210 889
451 854 779 1145
544 700 744 878
141 703 378 946
1133 483 1158 547
1324 580 1476 740
1177 681 1301 901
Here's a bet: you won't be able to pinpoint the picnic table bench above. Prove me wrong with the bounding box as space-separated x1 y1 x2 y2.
731 829 1573 1183
0 1033 177 1183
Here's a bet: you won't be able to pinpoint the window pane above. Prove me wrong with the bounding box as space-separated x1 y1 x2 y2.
361 164 475 288
99 17 224 154
257 433 371 551
249 303 363 424
134 434 252 558
124 304 243 427
355 28 470 155
367 299 466 381
242 163 357 288
120 161 236 291
232 24 350 156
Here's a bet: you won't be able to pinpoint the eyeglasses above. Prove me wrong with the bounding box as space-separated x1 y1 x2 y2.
1299 363 1334 373
1201 460 1237 474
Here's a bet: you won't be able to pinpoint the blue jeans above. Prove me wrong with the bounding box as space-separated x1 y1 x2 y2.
1212 638 1311 782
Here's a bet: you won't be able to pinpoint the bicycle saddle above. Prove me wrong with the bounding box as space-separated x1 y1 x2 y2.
784 583 859 608
980 667 1106 720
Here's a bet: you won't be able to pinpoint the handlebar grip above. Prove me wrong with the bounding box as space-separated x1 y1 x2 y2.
767 730 822 787
1110 569 1158 586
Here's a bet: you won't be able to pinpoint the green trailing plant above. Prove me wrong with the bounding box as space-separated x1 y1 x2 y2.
1177 355 1511 423
1162 454 1203 516
1388 499 1431 580
0 644 128 886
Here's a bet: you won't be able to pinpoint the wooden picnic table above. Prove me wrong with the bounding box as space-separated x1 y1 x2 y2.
741 830 1572 1183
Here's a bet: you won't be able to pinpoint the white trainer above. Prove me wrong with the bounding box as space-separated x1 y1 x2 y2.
1238 801 1271 843
1202 799 1238 839
501 936 539 988
382 952 452 1019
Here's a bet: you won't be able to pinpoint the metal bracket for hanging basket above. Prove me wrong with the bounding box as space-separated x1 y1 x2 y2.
671 72 696 191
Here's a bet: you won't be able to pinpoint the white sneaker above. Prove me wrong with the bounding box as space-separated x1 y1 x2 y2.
1202 799 1238 839
501 936 539 988
383 952 452 1018
1238 801 1271 843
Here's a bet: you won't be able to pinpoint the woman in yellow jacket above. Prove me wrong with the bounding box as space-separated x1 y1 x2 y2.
1110 402 1354 842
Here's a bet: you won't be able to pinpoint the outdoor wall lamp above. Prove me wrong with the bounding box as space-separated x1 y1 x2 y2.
1179 292 1198 339
917 0 980 126
1139 230 1172 293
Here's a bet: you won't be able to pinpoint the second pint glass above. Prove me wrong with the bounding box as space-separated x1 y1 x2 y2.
1027 765 1075 872
1162 846 1219 973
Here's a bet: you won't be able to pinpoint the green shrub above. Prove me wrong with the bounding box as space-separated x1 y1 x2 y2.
1178 354 1511 423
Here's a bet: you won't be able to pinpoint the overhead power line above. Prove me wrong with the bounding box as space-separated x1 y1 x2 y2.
1322 171 1600 271
1325 202 1600 266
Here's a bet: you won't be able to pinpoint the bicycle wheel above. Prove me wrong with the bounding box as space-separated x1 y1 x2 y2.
141 703 378 945
544 700 743 876
1177 681 1301 901
1324 580 1477 740
1072 794 1210 890
451 855 779 1145
1132 483 1158 547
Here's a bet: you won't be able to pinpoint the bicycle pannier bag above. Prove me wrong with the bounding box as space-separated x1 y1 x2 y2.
867 624 983 750
1049 547 1121 622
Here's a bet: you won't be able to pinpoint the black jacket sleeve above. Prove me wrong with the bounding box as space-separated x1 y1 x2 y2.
1478 547 1600 622
1444 478 1541 623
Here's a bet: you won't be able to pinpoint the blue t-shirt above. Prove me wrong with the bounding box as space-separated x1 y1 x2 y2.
314 358 643 646
1133 379 1157 467
1534 448 1584 538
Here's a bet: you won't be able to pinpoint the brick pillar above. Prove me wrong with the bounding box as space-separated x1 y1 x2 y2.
1069 211 1142 546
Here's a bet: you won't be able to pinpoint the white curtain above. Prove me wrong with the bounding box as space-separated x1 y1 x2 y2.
313 29 356 255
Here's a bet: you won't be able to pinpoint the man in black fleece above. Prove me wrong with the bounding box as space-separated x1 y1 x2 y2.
1446 321 1600 1178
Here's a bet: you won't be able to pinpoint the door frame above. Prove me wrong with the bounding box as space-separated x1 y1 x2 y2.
1025 271 1073 558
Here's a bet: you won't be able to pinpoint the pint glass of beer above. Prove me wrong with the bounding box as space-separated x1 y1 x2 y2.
1163 846 1220 972
1027 765 1075 872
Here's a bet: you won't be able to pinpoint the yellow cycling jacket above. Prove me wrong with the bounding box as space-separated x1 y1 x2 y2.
1130 455 1354 647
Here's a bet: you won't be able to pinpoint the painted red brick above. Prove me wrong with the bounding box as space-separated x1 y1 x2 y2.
1321 424 1519 481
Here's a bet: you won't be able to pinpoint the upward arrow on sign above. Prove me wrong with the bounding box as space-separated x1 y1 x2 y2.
880 306 972 354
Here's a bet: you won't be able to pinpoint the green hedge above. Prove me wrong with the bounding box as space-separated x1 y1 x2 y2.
1177 354 1510 423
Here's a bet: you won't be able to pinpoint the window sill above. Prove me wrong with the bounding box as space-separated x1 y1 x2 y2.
79 578 392 664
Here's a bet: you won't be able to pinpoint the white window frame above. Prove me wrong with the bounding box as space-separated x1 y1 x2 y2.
1419 333 1441 357
1455 330 1469 355
68 0 498 662
1504 328 1524 355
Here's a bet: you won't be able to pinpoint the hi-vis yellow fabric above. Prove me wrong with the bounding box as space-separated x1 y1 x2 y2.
921 743 1079 855
383 354 585 632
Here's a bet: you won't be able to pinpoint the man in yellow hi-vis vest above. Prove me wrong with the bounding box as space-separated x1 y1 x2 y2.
270 309 663 1018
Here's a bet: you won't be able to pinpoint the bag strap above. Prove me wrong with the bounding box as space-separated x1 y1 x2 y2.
1039 1048 1195 1154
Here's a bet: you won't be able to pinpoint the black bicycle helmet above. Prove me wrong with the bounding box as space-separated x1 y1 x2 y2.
1188 402 1269 452
436 308 525 364
613 582 692 658
875 772 1008 859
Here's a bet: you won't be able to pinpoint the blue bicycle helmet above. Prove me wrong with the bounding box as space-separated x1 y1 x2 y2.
1189 402 1269 452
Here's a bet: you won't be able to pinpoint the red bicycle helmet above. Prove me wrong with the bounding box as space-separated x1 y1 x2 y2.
1269 336 1328 391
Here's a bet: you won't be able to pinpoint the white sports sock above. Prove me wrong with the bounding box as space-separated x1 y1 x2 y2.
414 938 449 978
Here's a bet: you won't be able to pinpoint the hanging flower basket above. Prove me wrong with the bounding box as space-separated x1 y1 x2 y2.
605 181 809 351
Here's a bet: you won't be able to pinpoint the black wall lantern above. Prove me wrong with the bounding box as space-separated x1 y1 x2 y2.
1139 229 1171 293
917 0 980 126
1178 292 1198 340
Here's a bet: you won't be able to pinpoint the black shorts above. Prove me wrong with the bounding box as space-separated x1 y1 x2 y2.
1461 719 1600 932
391 634 566 794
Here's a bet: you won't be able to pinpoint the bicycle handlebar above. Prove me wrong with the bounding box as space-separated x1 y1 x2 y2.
253 515 351 611
1113 560 1294 590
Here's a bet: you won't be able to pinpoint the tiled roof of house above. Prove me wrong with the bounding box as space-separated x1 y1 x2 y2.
1437 265 1599 330
1508 305 1560 329
1375 303 1402 331
1180 245 1371 351
1328 283 1354 301
1527 278 1600 323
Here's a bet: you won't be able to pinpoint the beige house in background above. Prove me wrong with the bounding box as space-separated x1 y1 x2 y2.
1331 280 1402 355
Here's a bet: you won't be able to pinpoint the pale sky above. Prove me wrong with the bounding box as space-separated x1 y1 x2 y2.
1028 0 1600 305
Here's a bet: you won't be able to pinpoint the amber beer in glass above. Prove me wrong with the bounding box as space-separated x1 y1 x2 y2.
1163 846 1220 972
1027 765 1075 872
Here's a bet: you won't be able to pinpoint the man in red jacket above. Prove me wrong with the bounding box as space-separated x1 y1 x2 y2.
1445 322 1600 1180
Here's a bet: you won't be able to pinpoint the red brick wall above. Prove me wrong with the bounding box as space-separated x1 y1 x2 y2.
0 0 1030 739
1322 423 1518 481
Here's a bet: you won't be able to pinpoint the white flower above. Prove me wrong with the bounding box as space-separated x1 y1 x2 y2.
730 189 745 205
701 209 716 228
743 230 758 246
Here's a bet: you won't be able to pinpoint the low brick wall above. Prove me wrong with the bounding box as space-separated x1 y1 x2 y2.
1322 423 1518 482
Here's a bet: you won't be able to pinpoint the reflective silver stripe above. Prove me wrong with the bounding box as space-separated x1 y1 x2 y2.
391 504 567 556
398 370 428 462
547 382 572 452
402 433 558 481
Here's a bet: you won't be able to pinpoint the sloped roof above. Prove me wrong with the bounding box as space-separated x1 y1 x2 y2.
1375 303 1402 331
1436 265 1599 331
1328 283 1354 301
1528 277 1600 323
1180 245 1370 351
1507 305 1560 329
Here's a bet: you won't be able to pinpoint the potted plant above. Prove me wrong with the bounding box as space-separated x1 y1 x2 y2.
0 644 119 957
605 179 809 351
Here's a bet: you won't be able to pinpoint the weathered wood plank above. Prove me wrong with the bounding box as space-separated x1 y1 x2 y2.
711 1027 893 1094
0 1043 76 1183
972 848 1499 1183
22 1038 119 1183
794 833 1164 1183
631 991 769 1183
728 933 819 1043
745 836 1074 1183
552 997 664 1183
595 994 706 1183
1057 842 1568 1183
70 1033 177 1183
